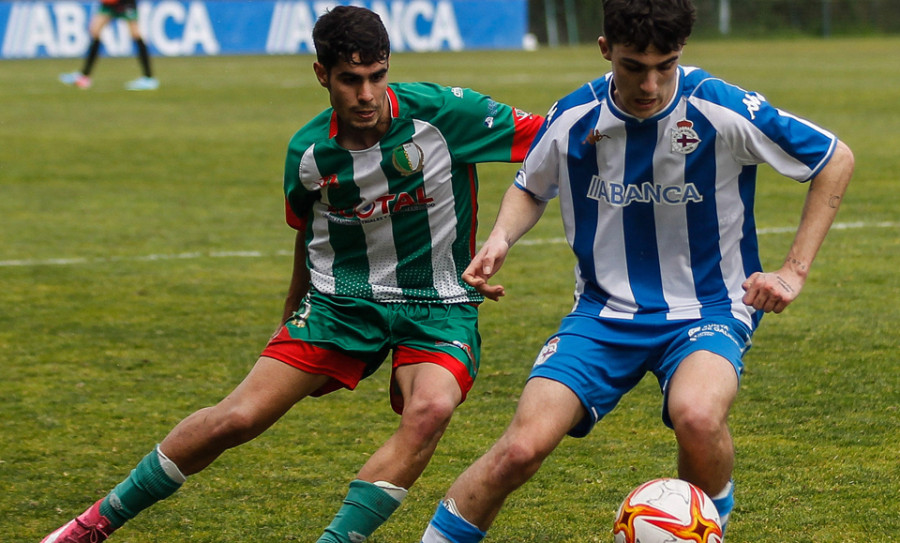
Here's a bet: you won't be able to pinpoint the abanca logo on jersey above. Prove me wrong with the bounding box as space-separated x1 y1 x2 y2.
587 177 703 207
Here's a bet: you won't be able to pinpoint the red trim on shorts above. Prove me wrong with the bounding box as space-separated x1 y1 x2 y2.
390 345 476 414
261 326 367 397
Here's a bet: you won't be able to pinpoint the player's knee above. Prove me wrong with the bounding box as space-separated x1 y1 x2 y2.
492 438 549 483
206 404 270 447
401 393 457 440
671 405 725 445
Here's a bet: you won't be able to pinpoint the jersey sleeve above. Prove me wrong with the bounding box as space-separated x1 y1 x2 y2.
282 130 320 230
690 78 837 182
514 104 560 201
428 84 543 164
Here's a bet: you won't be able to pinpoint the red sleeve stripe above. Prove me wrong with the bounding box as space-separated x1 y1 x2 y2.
511 110 544 162
285 198 307 230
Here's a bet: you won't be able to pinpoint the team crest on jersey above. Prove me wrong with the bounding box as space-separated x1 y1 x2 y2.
392 142 425 176
671 119 701 154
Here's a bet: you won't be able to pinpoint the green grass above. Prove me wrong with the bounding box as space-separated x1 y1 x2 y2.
2 37 899 542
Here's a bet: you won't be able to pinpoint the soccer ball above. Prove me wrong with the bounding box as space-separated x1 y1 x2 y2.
612 478 723 543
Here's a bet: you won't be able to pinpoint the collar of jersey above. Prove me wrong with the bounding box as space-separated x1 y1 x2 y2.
602 66 684 125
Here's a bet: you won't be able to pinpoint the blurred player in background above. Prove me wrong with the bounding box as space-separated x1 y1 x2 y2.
418 0 854 541
40 5 541 543
59 0 158 90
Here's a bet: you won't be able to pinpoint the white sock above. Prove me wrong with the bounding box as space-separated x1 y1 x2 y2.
374 480 408 502
711 480 733 500
155 445 187 484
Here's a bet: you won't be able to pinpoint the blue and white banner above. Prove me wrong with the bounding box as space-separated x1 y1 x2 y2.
0 0 527 59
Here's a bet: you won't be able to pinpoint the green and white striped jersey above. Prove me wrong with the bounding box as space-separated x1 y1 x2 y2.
284 82 542 304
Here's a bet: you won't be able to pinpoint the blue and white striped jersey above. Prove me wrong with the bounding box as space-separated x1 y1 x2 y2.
516 66 837 329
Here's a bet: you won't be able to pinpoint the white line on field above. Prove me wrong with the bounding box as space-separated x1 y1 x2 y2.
1 221 896 269
514 220 898 245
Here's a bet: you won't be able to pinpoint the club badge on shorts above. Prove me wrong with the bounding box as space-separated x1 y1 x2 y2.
289 295 313 328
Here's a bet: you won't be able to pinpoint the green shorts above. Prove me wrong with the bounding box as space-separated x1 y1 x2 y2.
99 0 138 21
261 292 481 414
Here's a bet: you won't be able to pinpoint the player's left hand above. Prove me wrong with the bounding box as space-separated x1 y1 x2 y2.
741 270 803 313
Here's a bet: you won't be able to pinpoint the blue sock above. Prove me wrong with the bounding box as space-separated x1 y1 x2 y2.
421 500 486 543
711 480 734 533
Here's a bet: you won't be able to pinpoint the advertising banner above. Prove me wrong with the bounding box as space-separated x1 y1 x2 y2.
1 0 527 59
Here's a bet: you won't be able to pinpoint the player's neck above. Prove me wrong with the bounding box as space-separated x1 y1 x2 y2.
336 101 392 150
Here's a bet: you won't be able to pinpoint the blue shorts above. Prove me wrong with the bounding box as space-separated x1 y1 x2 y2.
529 311 752 437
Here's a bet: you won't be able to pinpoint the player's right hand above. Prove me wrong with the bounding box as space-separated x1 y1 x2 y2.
463 238 509 301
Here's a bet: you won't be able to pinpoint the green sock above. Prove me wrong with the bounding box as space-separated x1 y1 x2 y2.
99 446 184 528
317 480 403 543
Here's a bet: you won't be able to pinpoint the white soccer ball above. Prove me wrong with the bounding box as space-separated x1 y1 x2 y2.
612 478 723 543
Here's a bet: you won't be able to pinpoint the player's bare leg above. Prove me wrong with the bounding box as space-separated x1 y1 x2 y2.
41 357 328 543
357 362 462 486
667 350 739 525
317 362 462 542
159 356 330 474
421 377 585 542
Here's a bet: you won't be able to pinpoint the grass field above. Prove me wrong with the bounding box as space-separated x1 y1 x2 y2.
2 37 898 542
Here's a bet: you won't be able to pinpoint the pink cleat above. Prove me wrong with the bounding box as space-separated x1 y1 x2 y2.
73 75 92 89
58 72 92 89
41 500 116 543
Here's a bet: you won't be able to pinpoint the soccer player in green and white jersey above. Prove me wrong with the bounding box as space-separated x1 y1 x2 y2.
40 5 542 543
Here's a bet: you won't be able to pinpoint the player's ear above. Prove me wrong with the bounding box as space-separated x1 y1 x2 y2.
598 36 612 60
313 62 329 88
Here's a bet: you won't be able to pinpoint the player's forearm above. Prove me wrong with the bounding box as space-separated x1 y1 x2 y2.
488 185 548 248
281 231 311 324
783 140 854 279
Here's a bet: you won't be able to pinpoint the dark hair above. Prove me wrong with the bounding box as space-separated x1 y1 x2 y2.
312 6 391 71
603 0 696 53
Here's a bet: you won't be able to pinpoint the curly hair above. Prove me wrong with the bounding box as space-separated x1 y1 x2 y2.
312 6 391 71
603 0 696 53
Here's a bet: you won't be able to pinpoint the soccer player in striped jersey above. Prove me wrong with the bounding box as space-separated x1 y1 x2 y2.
420 1 854 541
40 6 541 543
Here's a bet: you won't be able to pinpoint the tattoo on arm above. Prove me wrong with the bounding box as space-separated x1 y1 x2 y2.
786 257 807 272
